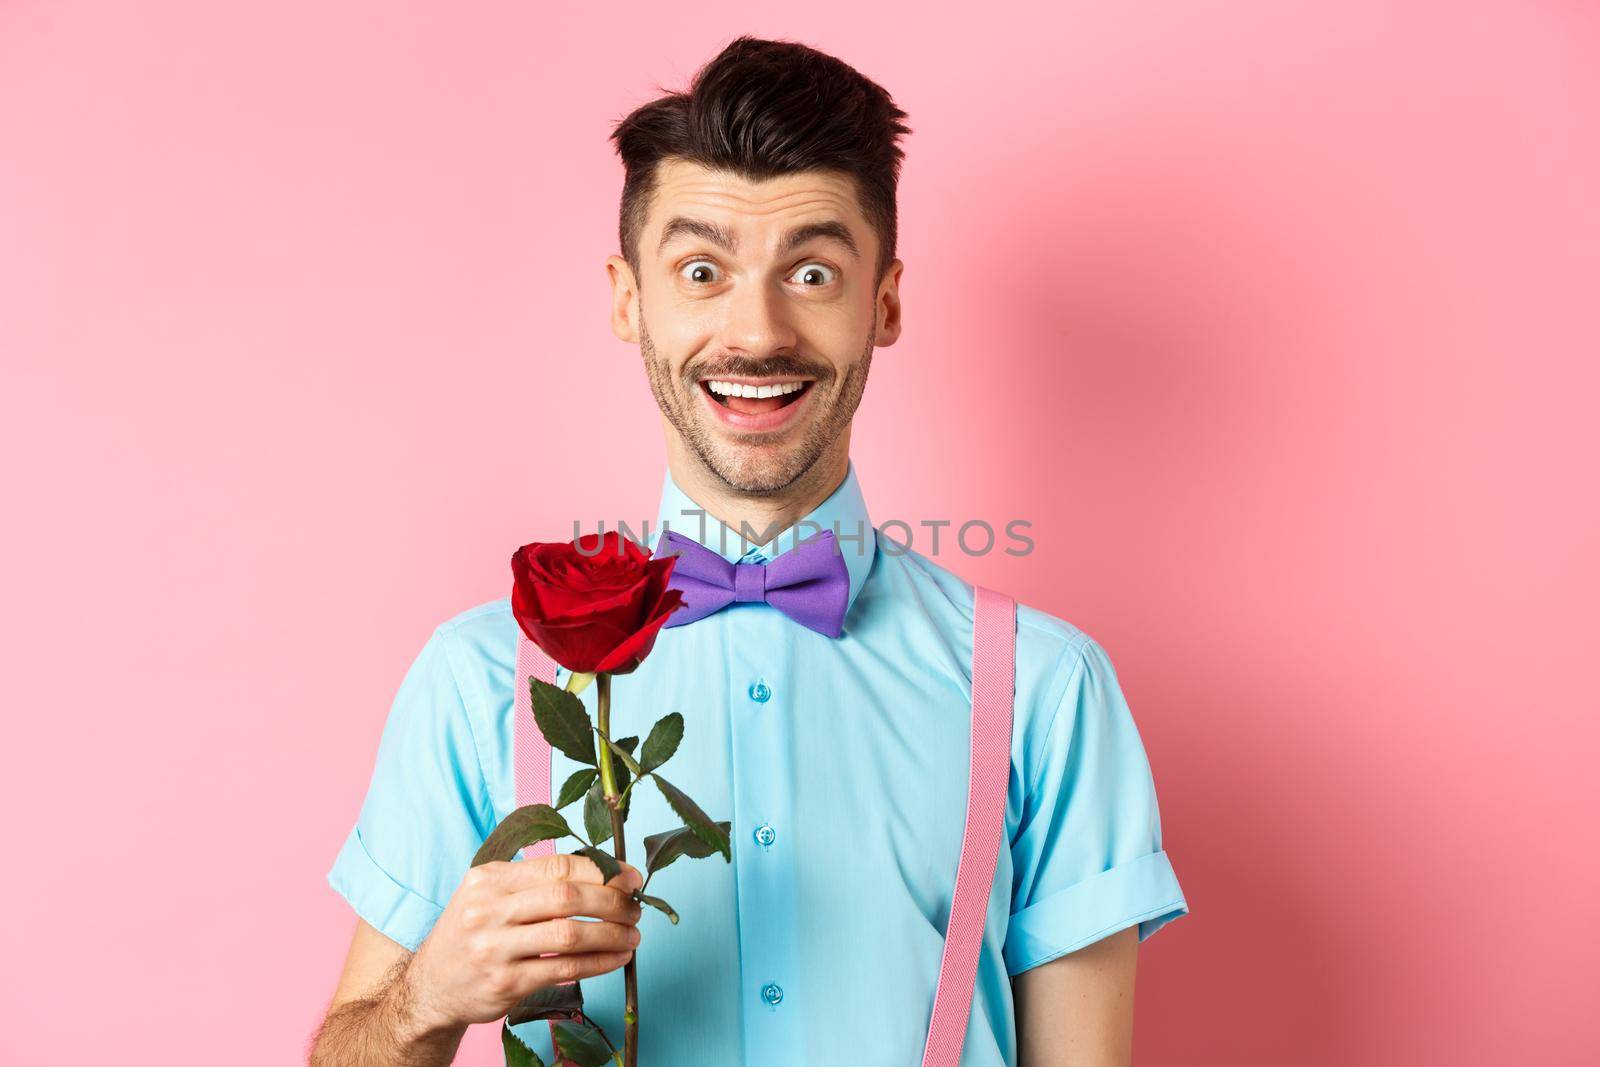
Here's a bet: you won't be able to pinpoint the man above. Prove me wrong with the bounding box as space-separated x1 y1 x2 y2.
312 35 1187 1066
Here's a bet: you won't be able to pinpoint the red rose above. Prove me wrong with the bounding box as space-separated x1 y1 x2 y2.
510 531 685 674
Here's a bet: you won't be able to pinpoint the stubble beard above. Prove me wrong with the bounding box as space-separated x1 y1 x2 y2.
638 308 873 496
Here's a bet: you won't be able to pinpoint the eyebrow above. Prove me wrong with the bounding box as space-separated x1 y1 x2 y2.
656 216 861 260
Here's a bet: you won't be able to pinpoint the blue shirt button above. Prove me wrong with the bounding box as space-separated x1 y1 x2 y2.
748 681 771 703
754 823 777 847
760 981 784 1006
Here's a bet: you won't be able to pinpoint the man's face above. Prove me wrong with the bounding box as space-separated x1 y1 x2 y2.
607 158 902 495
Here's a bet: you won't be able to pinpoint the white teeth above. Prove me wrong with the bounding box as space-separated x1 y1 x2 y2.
705 380 805 397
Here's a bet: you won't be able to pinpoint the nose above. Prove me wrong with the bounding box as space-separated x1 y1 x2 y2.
717 274 799 358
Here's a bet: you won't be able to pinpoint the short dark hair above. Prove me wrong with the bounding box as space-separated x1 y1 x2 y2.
610 36 911 285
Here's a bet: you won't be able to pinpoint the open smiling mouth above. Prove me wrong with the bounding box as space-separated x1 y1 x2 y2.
698 378 815 416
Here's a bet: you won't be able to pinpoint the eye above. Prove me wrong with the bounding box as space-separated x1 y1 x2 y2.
679 259 721 285
790 262 837 287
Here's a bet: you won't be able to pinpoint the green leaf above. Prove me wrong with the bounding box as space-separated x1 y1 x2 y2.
612 738 635 815
555 768 598 810
508 981 585 1026
642 822 732 876
635 892 680 925
530 677 596 766
639 713 684 775
552 1019 615 1067
604 736 643 778
569 844 622 886
583 780 613 847
501 1021 548 1067
651 775 731 861
473 804 573 867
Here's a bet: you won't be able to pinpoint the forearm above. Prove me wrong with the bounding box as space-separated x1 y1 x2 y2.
310 970 468 1067
1013 926 1138 1066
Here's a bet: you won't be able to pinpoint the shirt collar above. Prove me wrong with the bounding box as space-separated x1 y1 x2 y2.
647 459 877 621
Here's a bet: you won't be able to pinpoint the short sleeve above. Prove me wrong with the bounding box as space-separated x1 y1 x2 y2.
326 624 494 952
1003 637 1189 975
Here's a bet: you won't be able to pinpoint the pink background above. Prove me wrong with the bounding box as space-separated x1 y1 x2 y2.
3 2 1596 1063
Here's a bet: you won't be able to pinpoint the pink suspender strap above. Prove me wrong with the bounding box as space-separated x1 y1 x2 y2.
513 633 559 839
920 584 1017 1067
511 583 1016 1066
511 634 580 1064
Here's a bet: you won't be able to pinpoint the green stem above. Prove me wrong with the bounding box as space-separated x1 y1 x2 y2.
592 674 639 1067
594 674 621 799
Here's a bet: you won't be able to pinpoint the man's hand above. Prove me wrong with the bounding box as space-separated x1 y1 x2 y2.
311 853 644 1065
402 852 645 1035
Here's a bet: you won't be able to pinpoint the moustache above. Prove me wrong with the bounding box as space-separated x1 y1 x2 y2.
684 356 832 382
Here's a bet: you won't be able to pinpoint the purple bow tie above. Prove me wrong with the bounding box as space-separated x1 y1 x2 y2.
653 528 850 638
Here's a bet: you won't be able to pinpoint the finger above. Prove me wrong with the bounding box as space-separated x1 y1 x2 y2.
508 917 642 960
609 863 645 893
507 880 643 925
497 852 614 889
563 855 644 892
515 948 636 989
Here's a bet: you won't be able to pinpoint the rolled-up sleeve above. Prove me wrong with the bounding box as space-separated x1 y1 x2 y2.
326 624 494 952
1003 637 1188 975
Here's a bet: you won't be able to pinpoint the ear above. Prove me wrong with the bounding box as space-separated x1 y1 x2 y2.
606 254 640 343
875 258 904 346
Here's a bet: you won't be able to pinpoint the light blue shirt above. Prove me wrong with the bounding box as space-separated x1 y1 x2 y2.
327 460 1188 1064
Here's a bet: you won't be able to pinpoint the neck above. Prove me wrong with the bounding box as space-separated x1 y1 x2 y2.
664 434 851 549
